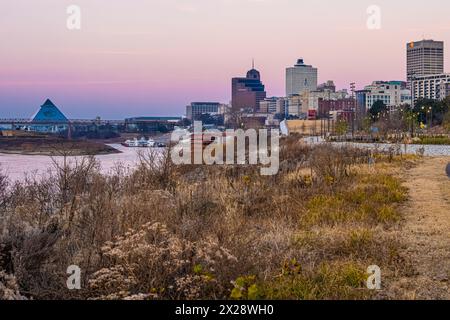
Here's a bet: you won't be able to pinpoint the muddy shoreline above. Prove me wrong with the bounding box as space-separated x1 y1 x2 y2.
0 137 121 156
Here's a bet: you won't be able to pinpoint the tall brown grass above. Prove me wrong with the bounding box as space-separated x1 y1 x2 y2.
0 137 412 300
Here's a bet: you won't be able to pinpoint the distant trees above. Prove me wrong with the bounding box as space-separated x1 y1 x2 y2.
335 119 349 138
413 97 450 126
197 113 224 126
180 118 192 127
274 113 286 121
362 96 450 135
369 100 388 121
69 123 120 140
443 111 450 132
361 116 372 134
225 110 245 129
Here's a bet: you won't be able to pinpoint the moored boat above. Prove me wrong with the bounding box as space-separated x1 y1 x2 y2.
122 137 156 148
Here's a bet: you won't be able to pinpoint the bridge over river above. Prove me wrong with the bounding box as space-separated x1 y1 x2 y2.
0 118 125 127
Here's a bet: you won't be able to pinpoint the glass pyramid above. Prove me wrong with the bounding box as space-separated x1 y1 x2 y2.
32 99 69 123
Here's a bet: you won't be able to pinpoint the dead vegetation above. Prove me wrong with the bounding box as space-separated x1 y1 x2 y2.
0 137 415 300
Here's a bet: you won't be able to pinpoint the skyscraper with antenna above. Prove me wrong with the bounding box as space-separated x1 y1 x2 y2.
231 60 267 112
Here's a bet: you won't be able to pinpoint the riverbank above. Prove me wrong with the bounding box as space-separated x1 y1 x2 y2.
0 137 121 156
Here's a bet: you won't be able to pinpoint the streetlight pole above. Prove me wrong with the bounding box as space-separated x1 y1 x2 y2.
428 107 433 129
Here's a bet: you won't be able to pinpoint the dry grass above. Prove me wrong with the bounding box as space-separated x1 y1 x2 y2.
0 136 414 300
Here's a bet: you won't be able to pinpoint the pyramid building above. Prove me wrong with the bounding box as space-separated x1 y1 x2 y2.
32 99 69 123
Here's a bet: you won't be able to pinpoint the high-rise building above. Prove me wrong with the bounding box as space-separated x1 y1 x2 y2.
231 64 266 112
407 40 444 82
439 82 450 100
286 59 318 96
411 73 450 101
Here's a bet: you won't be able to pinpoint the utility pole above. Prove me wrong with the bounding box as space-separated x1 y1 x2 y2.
67 122 72 140
350 82 356 138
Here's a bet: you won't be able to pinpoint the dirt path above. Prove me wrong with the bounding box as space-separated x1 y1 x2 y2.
390 157 450 299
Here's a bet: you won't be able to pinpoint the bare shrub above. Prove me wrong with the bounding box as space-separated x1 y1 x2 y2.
89 222 237 300
0 271 27 300
309 145 369 184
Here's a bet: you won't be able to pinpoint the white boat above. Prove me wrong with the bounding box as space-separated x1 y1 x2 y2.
137 137 148 147
122 137 156 148
146 139 156 147
122 138 139 147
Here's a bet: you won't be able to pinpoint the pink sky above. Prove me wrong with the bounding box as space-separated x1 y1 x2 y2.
1 0 449 118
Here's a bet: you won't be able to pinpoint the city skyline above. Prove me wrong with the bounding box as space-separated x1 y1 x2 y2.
1 0 450 119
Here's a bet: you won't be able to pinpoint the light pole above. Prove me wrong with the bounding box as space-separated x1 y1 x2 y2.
428 107 433 129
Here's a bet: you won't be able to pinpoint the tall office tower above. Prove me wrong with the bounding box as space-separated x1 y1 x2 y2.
231 64 267 112
286 59 318 96
407 40 444 82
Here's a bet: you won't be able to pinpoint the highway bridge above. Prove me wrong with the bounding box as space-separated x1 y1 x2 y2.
0 118 125 127
0 117 182 134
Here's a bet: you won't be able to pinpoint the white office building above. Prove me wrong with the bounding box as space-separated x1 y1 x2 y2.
286 59 318 96
411 73 450 101
364 81 412 111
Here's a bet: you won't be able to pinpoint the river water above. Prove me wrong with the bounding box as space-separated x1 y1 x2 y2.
0 144 149 182
1 141 450 182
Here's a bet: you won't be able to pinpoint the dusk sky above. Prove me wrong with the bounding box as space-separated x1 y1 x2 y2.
1 0 450 119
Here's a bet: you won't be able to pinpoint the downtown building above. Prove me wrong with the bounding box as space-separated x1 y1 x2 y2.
407 40 444 83
363 81 412 111
406 39 450 102
286 95 303 118
301 81 348 115
231 67 266 112
286 59 318 96
355 89 372 117
186 102 221 121
281 80 353 119
259 97 279 114
318 98 356 119
259 97 290 116
411 73 450 101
